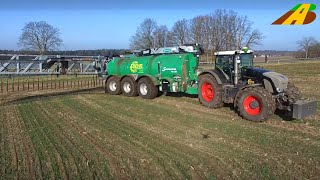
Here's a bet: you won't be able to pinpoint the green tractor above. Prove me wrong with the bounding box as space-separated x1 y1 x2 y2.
198 47 316 121
96 44 316 122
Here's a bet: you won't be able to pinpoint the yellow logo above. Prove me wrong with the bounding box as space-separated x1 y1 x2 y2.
130 61 143 73
248 79 255 85
272 4 316 25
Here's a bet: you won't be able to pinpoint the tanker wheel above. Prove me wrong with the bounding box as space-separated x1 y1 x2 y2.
236 87 276 122
198 74 224 108
106 76 121 95
121 77 138 97
137 77 158 99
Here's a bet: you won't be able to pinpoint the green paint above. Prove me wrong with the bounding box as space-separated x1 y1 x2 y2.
310 4 316 11
107 53 199 93
291 4 302 11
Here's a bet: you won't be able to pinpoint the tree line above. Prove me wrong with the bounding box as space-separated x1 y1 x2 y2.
130 9 263 54
296 36 320 58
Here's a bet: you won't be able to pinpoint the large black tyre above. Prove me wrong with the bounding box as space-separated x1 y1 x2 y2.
121 77 138 97
137 77 158 99
284 82 302 104
106 76 121 95
198 74 224 108
236 87 276 122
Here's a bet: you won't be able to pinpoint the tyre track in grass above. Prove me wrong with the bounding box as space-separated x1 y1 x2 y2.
152 96 320 178
86 94 278 179
0 107 7 177
14 105 44 180
38 99 118 179
63 95 216 179
59 96 190 179
84 94 258 178
87 93 320 179
17 104 57 179
28 101 102 179
157 96 320 151
4 106 19 179
74 94 255 179
5 106 37 179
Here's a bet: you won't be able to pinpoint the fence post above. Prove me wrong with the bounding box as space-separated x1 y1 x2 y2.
0 76 2 93
22 76 25 91
41 76 44 90
17 76 20 92
47 75 49 90
51 75 53 89
28 76 30 91
33 76 35 90
37 76 40 90
6 77 9 93
12 76 14 92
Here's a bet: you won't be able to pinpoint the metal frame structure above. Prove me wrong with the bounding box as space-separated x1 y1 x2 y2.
0 54 102 75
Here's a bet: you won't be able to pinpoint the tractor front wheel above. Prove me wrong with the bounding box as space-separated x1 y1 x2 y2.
198 74 224 108
137 77 158 99
236 87 276 122
106 76 121 95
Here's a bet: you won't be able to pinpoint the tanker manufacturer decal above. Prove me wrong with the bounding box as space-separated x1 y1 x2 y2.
130 61 144 73
162 67 177 73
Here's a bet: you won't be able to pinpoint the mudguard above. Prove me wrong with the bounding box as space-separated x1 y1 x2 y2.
198 69 228 84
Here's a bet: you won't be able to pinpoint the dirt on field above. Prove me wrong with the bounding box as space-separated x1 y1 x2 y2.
0 62 319 179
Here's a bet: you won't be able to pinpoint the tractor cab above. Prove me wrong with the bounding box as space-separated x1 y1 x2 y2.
214 47 254 85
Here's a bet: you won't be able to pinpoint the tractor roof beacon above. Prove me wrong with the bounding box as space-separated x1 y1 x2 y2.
94 45 317 122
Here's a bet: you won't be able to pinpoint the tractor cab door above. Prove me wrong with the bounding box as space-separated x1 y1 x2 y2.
215 55 234 82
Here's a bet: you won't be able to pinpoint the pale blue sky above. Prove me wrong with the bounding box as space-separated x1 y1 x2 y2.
0 0 319 51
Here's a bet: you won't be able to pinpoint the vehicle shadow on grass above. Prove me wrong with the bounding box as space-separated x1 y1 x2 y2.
159 92 198 99
5 87 104 105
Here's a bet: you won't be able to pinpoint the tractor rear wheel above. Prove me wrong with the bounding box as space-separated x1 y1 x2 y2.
236 87 276 122
137 77 158 99
106 76 121 95
121 77 138 97
198 74 224 108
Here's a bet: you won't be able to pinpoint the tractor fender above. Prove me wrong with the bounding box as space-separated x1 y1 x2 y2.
198 69 227 85
233 84 263 107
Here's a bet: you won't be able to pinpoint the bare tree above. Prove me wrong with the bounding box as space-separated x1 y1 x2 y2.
18 21 62 54
169 19 190 45
130 18 158 49
297 37 318 58
245 29 263 48
153 25 169 48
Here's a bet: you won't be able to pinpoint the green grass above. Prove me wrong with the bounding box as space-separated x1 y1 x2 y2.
0 61 319 179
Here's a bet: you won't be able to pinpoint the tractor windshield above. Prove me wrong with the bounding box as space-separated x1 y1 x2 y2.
240 53 253 67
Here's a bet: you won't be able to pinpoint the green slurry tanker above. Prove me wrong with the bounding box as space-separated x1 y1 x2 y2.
94 44 317 122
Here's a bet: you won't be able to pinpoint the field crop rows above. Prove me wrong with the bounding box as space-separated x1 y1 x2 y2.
0 61 319 179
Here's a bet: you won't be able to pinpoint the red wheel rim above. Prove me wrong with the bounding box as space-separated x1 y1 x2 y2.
243 96 261 116
201 82 215 102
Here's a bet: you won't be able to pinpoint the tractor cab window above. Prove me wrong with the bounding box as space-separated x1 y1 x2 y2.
215 55 234 74
240 53 253 67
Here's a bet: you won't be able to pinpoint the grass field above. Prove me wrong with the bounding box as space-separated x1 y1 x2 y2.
0 61 319 179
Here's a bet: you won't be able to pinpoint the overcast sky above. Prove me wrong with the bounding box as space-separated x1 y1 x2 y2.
0 0 319 51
